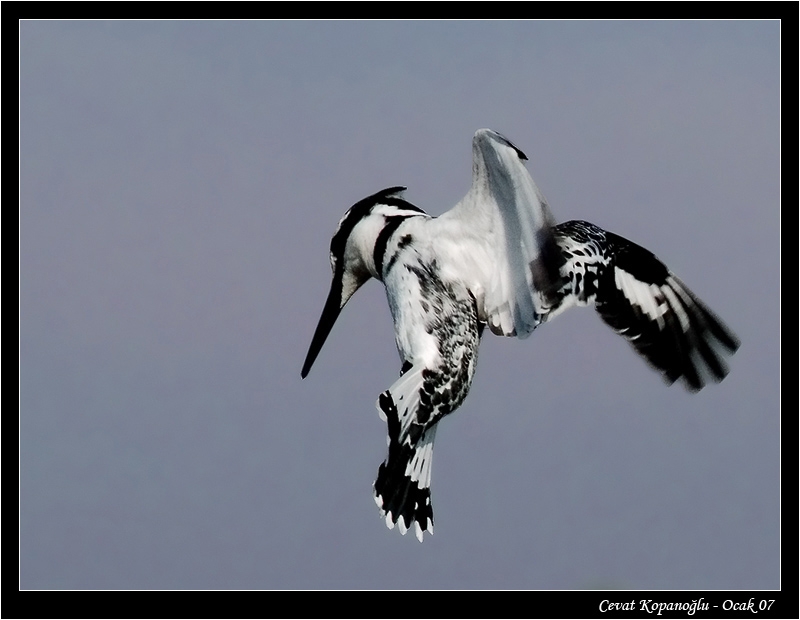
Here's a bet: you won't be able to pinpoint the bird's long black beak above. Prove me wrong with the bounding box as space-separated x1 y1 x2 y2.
301 280 344 378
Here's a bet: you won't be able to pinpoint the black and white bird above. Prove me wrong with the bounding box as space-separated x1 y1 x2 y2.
301 129 739 542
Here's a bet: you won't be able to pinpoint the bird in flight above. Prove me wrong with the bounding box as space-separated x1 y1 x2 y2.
301 129 739 542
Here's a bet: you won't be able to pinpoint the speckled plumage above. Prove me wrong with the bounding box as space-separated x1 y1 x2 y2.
373 257 484 539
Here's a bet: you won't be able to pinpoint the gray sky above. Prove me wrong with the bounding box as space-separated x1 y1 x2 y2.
20 21 779 590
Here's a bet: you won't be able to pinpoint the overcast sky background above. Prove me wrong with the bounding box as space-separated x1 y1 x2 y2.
20 21 779 590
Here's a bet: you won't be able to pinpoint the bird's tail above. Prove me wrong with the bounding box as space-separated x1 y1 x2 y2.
373 390 436 542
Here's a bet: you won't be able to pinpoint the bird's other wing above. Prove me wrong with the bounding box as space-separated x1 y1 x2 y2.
440 129 564 339
553 220 740 391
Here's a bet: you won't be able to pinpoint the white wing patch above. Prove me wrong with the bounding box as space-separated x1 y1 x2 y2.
614 268 670 328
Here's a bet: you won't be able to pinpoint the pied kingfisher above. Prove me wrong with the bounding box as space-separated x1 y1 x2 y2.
301 129 739 542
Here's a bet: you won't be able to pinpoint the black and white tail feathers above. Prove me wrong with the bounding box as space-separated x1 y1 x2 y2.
373 390 436 542
553 220 740 391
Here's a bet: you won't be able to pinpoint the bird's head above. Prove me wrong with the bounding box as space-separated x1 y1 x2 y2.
301 186 422 378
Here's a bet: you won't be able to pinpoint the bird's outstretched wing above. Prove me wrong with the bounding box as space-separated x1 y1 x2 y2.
552 220 740 391
439 129 564 339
